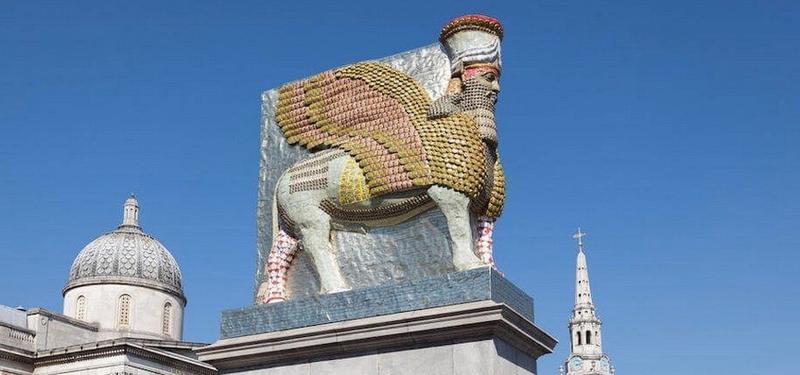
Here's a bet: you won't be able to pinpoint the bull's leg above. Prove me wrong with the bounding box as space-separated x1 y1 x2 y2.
428 185 484 270
258 230 299 304
296 207 349 294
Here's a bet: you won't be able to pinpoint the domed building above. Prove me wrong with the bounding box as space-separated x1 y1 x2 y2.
0 197 213 375
63 195 185 340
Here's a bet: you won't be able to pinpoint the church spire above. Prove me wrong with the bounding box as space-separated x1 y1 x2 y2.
573 227 593 307
120 194 140 229
563 227 614 375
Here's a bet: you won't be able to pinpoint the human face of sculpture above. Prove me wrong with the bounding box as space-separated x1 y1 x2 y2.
462 65 501 145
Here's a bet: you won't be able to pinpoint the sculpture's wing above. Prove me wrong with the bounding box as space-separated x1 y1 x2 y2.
276 62 486 197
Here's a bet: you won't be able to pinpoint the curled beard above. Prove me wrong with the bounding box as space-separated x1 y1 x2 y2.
461 78 498 145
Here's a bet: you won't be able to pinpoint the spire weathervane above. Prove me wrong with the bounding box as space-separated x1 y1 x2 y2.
572 227 586 251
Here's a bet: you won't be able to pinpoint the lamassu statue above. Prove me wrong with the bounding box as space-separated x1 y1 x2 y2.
257 15 507 303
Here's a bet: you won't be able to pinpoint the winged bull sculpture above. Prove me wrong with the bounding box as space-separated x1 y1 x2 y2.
258 15 507 303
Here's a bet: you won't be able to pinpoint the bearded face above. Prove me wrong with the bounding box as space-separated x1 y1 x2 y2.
461 65 500 145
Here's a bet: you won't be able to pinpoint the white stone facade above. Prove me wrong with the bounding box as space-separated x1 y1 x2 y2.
29 340 215 375
63 283 184 340
197 301 556 375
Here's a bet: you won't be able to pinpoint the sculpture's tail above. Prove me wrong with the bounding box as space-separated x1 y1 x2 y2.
271 187 279 243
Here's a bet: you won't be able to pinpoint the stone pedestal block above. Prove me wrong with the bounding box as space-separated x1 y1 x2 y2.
221 268 534 338
198 301 556 374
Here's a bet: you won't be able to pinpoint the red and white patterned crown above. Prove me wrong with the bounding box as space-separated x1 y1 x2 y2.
439 14 504 42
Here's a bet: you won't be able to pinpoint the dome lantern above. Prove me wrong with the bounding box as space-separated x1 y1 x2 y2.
121 194 140 229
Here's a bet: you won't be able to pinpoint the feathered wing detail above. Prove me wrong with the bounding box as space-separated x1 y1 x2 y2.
275 62 487 198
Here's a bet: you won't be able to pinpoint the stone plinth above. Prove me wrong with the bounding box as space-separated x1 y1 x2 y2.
198 300 555 375
198 270 556 374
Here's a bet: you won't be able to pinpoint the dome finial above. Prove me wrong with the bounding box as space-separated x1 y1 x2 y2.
121 194 140 228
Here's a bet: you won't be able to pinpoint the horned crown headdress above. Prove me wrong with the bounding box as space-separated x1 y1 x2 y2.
439 14 503 76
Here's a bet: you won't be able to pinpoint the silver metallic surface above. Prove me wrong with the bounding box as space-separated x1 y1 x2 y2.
256 44 453 299
285 209 456 299
379 43 451 99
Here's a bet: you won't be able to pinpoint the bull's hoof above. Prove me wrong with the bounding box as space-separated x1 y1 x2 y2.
321 286 351 295
255 283 271 304
455 260 488 271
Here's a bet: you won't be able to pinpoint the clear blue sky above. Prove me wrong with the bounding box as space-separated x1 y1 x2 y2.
1 1 797 374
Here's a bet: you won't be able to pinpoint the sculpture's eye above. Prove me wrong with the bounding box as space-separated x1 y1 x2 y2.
483 72 497 81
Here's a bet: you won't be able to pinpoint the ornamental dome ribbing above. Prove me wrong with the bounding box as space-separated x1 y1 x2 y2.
63 196 185 301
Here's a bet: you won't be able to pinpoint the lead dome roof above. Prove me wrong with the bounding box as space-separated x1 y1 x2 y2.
64 196 184 301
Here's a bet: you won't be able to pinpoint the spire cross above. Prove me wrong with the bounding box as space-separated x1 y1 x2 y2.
572 227 586 251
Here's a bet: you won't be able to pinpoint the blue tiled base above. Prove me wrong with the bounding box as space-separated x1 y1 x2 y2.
220 267 534 339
